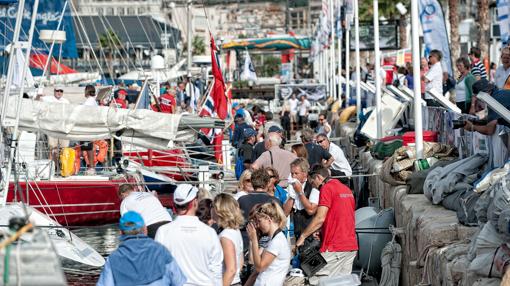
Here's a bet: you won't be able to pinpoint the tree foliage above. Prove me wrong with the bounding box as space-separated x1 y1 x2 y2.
99 29 121 49
192 36 206 55
359 0 410 22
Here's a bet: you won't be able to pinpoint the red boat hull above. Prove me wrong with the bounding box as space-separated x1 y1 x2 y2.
7 179 123 226
6 179 175 226
123 149 192 181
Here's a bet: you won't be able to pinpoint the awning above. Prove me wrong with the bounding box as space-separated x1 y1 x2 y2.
221 36 311 51
72 15 181 50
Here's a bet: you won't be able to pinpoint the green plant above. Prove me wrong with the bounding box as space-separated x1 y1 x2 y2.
192 36 206 55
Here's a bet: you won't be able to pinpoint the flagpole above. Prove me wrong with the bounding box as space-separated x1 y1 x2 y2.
337 0 342 102
411 0 423 159
329 0 335 100
325 47 330 97
354 0 361 123
345 22 350 106
373 0 382 138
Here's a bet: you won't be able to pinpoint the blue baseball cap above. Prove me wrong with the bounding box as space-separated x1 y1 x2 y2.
119 211 145 231
268 125 283 133
232 102 239 108
243 128 257 138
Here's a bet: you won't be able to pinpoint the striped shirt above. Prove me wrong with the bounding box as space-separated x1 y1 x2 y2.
471 60 488 80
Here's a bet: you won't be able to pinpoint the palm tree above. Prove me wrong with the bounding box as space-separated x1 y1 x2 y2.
448 0 460 75
359 0 410 49
99 29 122 78
476 0 490 59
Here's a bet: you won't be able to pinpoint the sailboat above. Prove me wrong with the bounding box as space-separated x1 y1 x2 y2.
0 0 107 268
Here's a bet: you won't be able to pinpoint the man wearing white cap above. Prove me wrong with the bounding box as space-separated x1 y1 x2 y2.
155 184 223 286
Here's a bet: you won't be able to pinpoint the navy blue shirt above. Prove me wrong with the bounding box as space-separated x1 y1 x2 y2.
487 89 510 128
232 122 250 148
305 142 332 167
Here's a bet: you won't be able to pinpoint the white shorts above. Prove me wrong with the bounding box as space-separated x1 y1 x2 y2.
308 251 357 285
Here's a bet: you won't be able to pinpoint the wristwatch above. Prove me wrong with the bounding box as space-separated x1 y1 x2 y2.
296 192 304 196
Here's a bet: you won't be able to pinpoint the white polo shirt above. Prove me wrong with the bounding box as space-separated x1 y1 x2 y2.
425 62 443 99
156 215 223 286
120 192 172 226
41 96 70 104
495 64 510 88
328 142 352 176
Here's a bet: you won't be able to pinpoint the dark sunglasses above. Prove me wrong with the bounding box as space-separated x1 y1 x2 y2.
55 89 63 93
316 139 326 144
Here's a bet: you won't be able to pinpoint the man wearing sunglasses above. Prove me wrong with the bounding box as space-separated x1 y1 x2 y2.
315 133 352 184
38 87 70 171
38 87 70 104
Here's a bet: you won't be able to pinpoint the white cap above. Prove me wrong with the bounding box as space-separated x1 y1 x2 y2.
173 184 198 205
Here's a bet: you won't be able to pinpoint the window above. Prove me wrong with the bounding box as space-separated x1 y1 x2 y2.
127 7 136 15
138 7 146 14
97 8 103 15
117 7 124 16
106 7 114 15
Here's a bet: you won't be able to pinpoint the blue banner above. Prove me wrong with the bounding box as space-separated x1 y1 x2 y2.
497 0 510 44
419 0 453 75
0 0 78 58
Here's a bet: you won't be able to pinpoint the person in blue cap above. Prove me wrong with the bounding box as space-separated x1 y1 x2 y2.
97 211 186 286
235 128 257 179
232 114 251 148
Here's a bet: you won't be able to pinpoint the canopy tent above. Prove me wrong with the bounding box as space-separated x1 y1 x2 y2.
221 36 311 51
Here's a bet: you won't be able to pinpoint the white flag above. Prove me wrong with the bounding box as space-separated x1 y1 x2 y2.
497 0 510 44
241 51 257 82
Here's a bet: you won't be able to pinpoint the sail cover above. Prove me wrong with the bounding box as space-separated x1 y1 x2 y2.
4 98 224 149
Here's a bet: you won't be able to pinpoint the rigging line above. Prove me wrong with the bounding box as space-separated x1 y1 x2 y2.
97 15 130 73
71 16 95 73
69 1 106 81
199 0 214 36
39 0 69 82
0 19 47 74
116 14 144 70
88 14 115 80
136 14 156 51
101 15 137 72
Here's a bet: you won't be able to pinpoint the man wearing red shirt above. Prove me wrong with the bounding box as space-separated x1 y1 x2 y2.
296 166 358 284
158 91 176 114
113 89 128 109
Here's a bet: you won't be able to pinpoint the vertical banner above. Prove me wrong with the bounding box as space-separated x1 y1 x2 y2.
0 0 78 58
419 0 453 75
497 0 510 44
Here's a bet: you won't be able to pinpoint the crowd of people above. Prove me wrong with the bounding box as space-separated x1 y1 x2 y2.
357 46 506 110
97 101 358 285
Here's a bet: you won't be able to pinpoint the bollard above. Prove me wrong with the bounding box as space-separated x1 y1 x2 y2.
198 165 210 191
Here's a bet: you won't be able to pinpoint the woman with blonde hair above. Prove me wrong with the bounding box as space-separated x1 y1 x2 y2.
246 201 290 286
213 193 244 286
234 169 253 200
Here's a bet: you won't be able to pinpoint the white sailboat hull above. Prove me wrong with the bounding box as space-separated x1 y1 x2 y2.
0 203 105 267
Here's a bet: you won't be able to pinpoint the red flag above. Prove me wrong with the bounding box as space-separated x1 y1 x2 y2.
210 33 228 120
30 53 77 74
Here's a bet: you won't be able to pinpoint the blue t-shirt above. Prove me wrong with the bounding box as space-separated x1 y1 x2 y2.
274 185 288 205
487 89 510 128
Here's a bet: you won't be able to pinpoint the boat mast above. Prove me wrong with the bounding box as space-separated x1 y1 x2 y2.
187 0 192 77
0 0 41 207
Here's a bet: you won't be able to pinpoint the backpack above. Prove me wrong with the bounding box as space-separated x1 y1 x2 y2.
235 150 245 180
